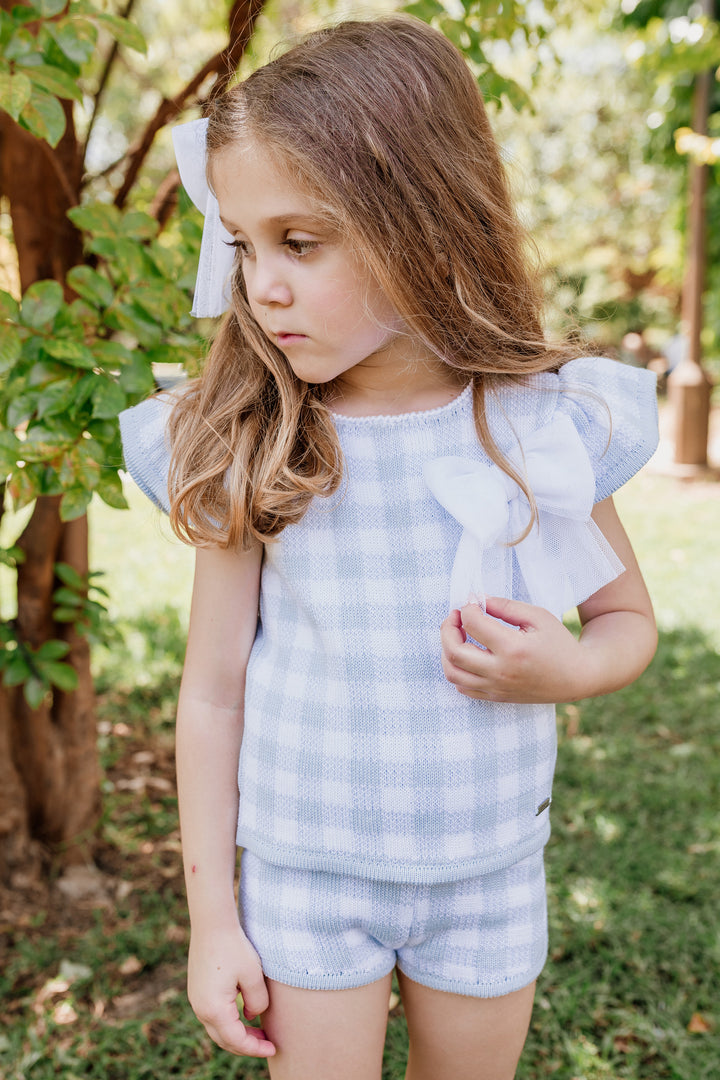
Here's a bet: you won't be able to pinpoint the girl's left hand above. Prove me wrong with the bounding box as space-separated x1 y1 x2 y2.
440 597 589 704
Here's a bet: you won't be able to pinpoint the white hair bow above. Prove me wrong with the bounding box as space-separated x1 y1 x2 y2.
424 414 617 618
171 117 235 318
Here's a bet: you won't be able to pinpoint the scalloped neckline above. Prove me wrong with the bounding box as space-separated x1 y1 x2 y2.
330 383 473 424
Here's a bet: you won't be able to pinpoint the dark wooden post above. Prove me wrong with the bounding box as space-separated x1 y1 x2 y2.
668 0 714 469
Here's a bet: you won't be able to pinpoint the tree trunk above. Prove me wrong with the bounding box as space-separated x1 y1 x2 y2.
8 501 100 861
0 96 96 883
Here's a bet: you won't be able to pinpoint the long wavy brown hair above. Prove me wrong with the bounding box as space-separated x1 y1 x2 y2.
167 15 576 549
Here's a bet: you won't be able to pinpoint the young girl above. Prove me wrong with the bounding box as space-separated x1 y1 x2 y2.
120 16 658 1080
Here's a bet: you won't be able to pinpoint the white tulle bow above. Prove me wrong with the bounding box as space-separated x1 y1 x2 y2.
423 414 599 617
171 118 235 318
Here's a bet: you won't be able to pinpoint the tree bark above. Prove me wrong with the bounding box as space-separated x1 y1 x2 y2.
0 93 95 881
9 500 99 862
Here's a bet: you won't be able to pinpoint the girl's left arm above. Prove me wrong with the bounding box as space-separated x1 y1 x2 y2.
440 496 657 704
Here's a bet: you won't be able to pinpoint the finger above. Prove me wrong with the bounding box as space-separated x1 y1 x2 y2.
482 596 545 629
457 601 533 652
441 619 492 679
441 635 494 684
238 969 270 1020
440 608 466 642
206 1015 276 1058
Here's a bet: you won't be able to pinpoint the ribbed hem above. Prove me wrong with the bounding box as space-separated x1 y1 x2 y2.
397 942 548 1000
260 960 396 992
235 820 551 885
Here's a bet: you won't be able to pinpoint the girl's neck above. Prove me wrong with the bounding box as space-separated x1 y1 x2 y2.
326 360 467 418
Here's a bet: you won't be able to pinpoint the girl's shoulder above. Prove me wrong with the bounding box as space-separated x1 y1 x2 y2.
491 355 659 502
119 392 176 514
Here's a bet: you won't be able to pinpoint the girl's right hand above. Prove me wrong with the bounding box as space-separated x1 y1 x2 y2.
187 922 276 1058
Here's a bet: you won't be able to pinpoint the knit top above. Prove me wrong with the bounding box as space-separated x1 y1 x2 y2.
120 356 658 884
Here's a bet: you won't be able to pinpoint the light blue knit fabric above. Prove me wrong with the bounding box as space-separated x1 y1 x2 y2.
119 356 658 884
239 847 547 996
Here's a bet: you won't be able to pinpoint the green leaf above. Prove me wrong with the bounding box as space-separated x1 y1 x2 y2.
8 464 41 509
92 378 126 419
43 337 96 368
67 298 100 329
132 283 187 327
55 562 86 590
20 63 84 103
59 486 92 521
20 87 67 147
20 280 64 330
0 70 32 121
36 0 68 15
0 290 20 321
403 0 445 21
94 12 146 54
22 425 73 460
142 343 192 367
0 544 24 568
85 419 114 441
41 660 78 693
66 265 115 309
3 655 31 687
53 606 79 622
96 471 129 510
119 210 158 241
0 324 22 373
104 238 146 282
68 202 121 238
3 27 36 60
36 378 78 418
24 676 48 709
0 11 15 47
68 371 97 413
7 390 40 429
0 430 22 471
51 588 84 607
117 353 154 395
92 340 133 368
107 302 162 346
46 17 97 66
146 243 184 280
36 639 71 661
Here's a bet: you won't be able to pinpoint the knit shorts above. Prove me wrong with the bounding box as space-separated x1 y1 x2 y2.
238 848 548 998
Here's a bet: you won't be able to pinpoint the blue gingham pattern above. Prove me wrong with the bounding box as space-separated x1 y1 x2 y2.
239 847 548 996
119 357 658 883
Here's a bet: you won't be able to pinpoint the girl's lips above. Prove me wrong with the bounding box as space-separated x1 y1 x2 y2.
276 332 307 345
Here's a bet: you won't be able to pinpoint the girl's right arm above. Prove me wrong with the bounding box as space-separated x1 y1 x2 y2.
175 542 275 1059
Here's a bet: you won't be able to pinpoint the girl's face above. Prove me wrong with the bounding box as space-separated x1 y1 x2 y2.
211 138 427 393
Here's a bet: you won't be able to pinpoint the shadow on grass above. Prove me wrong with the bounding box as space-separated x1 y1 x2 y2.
523 624 720 1080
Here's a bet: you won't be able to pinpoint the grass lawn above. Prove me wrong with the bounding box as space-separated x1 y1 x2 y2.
1 456 719 1079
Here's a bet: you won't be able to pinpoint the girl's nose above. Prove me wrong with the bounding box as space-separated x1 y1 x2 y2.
245 258 292 308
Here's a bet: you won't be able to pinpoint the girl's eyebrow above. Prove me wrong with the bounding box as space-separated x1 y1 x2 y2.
219 212 326 232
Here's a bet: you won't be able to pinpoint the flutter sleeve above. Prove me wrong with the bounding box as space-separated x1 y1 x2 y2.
118 394 174 515
424 357 659 618
556 355 659 502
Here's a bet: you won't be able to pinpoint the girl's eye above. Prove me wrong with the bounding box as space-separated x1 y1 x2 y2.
283 238 318 258
225 239 252 257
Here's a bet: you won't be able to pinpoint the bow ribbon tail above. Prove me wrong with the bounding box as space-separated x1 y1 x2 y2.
512 507 565 618
171 118 235 318
449 530 488 612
